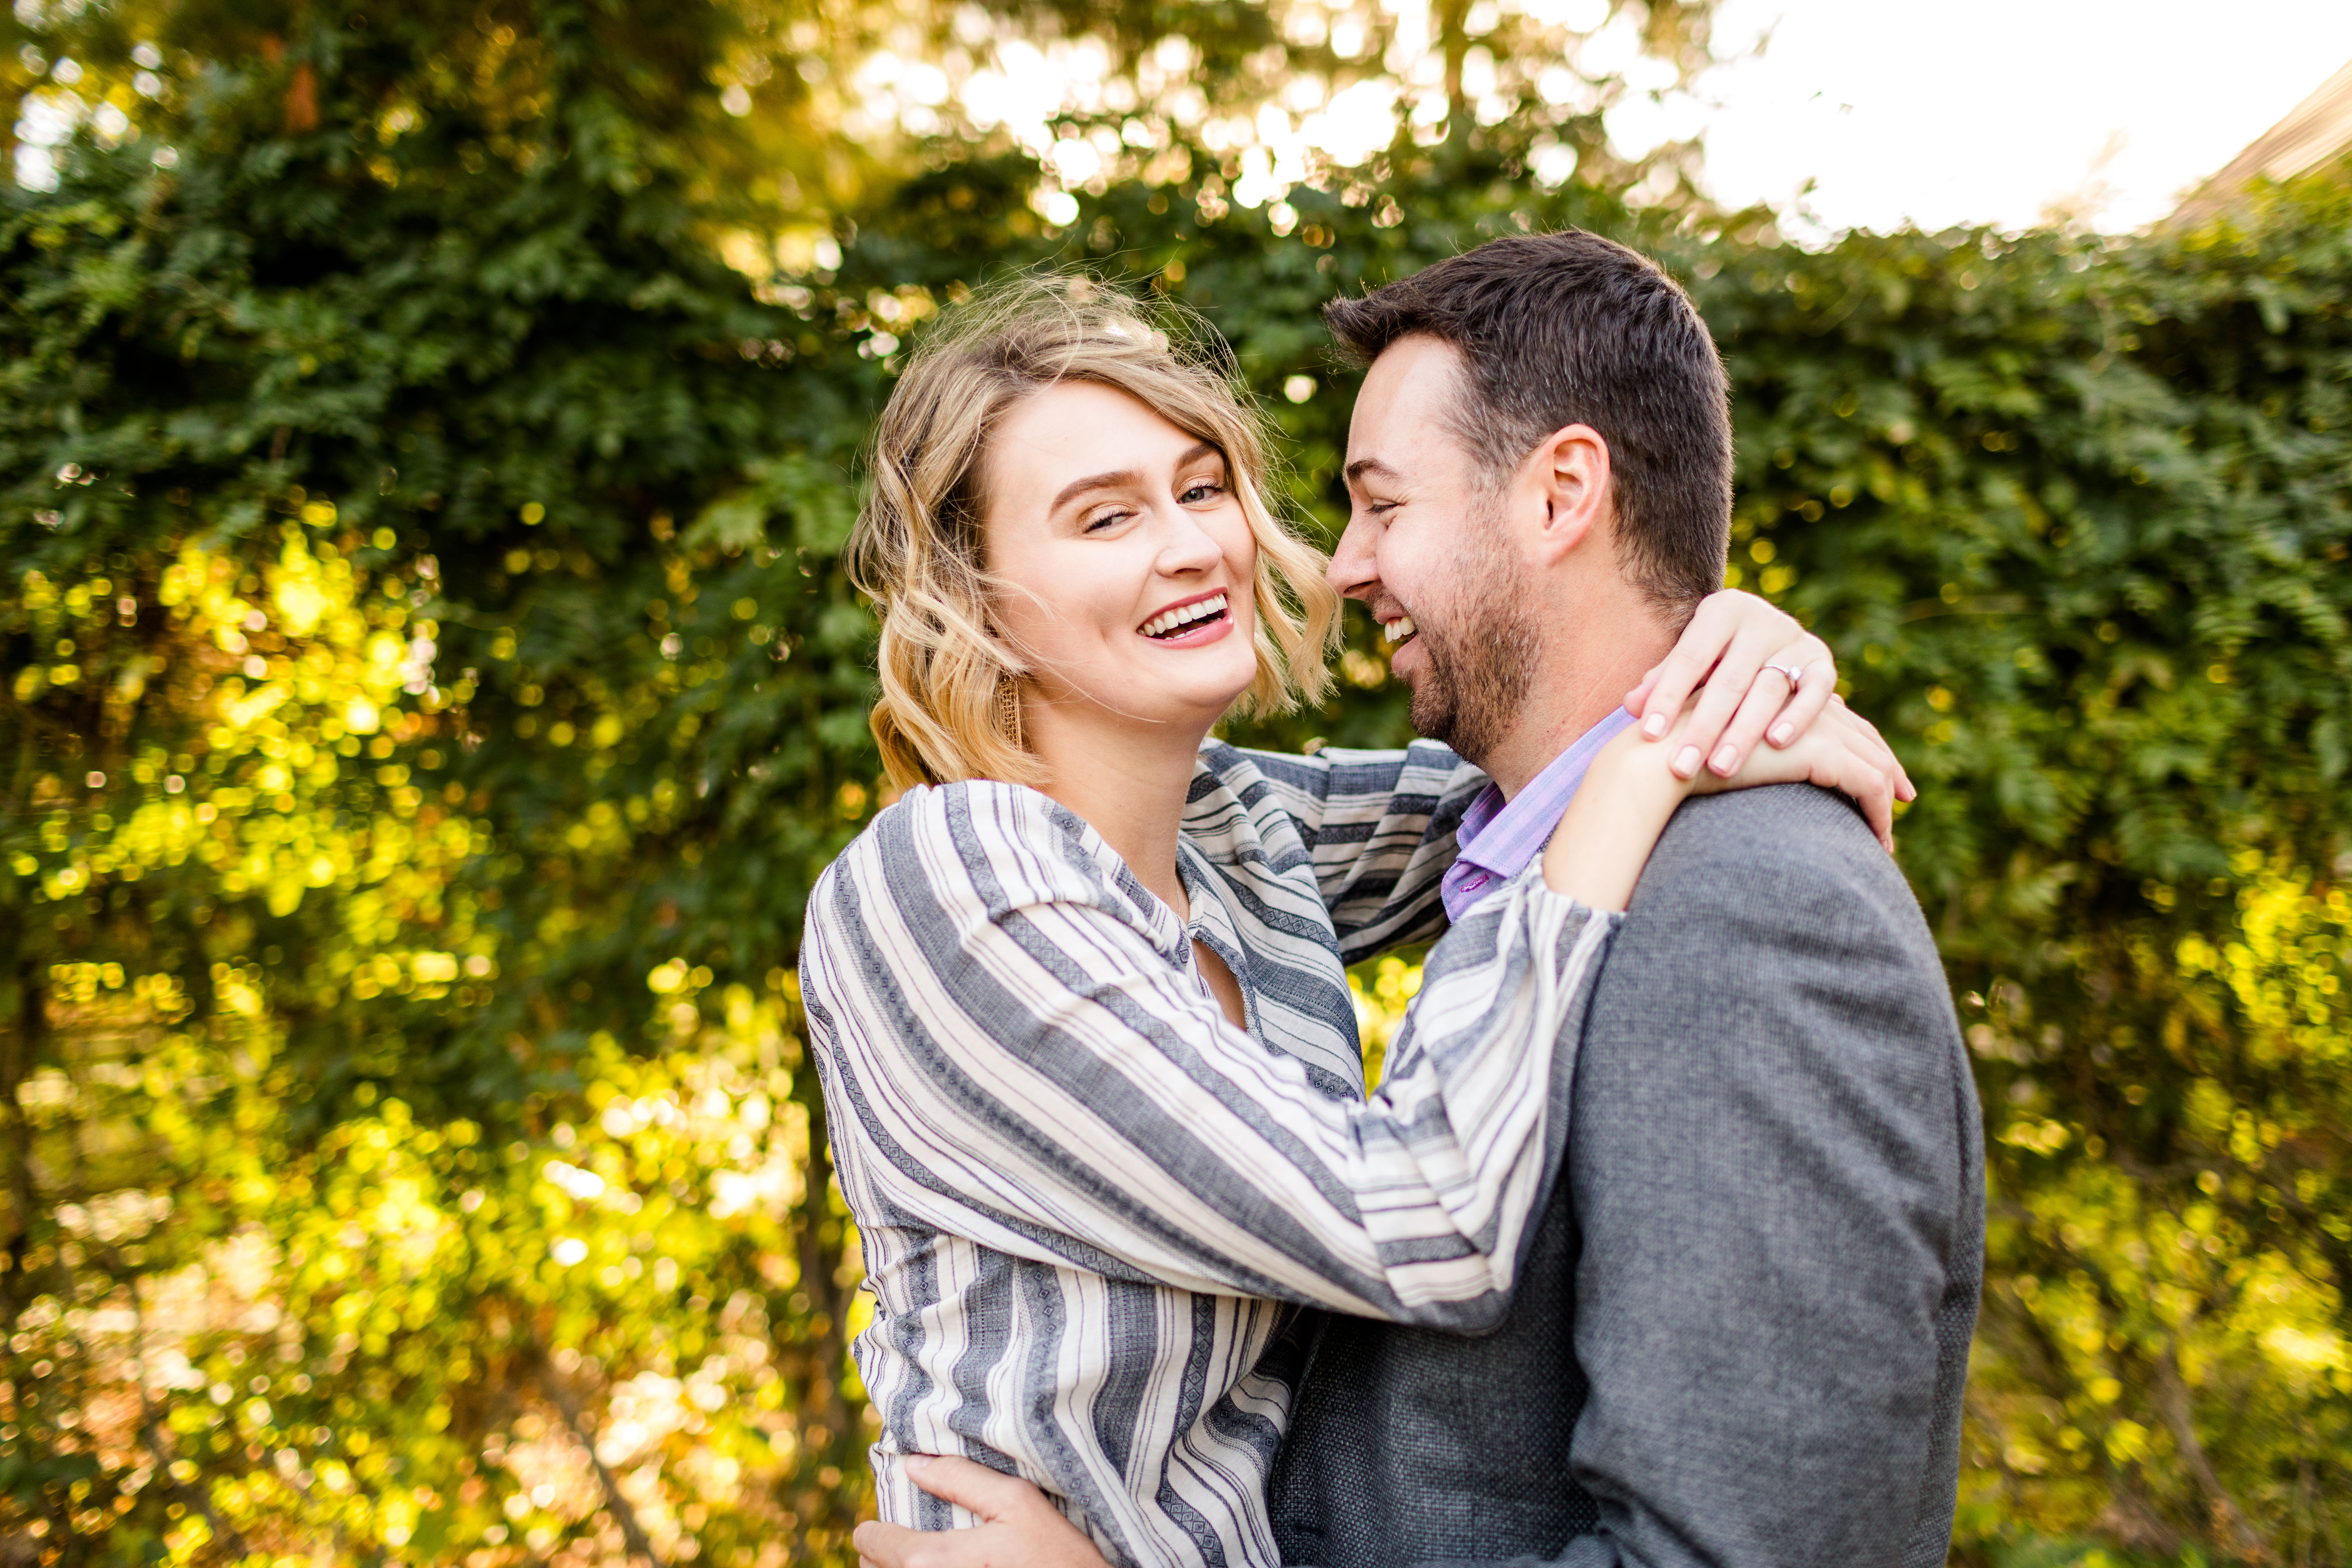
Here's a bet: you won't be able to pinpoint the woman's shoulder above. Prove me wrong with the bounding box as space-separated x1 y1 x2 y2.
1184 741 1301 860
817 778 1138 928
1198 736 1482 798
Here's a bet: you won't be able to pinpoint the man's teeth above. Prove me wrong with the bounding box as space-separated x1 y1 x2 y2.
1382 615 1418 645
1142 593 1228 638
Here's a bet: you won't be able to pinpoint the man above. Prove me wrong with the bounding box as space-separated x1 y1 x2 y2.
852 230 1985 1568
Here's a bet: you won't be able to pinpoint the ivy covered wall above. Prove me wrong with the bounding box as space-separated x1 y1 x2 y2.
4 2 2349 1562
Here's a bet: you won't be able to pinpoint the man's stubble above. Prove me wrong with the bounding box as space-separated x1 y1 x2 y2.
1404 499 1542 768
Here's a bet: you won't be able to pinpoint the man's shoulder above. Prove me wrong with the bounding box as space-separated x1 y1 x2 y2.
1650 777 1875 864
1631 782 1914 930
1599 780 1966 1105
1594 782 1959 1069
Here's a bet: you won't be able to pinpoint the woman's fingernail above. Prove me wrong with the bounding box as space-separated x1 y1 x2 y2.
1642 712 1668 739
1672 746 1700 777
1710 744 1739 775
905 1455 931 1472
1769 722 1793 747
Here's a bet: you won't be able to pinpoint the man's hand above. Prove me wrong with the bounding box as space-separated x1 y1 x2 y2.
853 1456 1112 1568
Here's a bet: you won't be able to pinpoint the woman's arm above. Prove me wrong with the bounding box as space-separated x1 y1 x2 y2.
1544 693 1912 906
1220 738 1487 958
1228 590 1881 959
807 781 1614 1329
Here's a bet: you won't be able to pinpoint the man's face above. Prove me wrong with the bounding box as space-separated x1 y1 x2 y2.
1329 336 1541 765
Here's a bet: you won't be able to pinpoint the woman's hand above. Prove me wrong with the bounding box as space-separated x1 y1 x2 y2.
1542 688 1912 909
1624 589 1871 784
1691 694 1907 852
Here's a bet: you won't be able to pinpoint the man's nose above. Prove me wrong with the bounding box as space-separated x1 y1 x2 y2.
1327 513 1378 599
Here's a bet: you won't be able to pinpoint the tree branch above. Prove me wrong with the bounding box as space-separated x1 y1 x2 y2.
528 1340 670 1568
2150 1343 2270 1562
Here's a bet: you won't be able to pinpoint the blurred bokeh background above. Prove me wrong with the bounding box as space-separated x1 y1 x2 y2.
3 1 2349 1564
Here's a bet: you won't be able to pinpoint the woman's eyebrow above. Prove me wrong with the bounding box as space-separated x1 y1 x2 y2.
1049 444 1221 510
1050 469 1140 510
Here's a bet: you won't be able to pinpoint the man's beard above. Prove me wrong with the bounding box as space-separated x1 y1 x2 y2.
1404 514 1541 766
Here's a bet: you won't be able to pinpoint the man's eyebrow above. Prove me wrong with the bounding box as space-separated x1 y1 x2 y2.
1344 457 1402 486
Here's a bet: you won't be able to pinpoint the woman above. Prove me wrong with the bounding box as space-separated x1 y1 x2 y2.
799 277 1907 1568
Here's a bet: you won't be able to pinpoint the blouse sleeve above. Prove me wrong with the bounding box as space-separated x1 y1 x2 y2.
1224 740 1489 962
800 780 1614 1330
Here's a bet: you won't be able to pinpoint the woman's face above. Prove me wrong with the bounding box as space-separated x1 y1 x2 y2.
981 379 1260 736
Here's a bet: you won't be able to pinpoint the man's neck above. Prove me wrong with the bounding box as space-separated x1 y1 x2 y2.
1478 597 1674 800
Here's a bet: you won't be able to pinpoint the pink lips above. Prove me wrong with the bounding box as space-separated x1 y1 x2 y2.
1147 611 1234 649
1138 589 1234 648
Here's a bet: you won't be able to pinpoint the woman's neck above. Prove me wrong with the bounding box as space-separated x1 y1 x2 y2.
1022 698 1209 919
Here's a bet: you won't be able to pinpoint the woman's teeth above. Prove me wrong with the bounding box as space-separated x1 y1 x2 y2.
1382 615 1418 645
1142 593 1229 638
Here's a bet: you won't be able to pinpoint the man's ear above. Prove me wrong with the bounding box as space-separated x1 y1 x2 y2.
1527 423 1611 566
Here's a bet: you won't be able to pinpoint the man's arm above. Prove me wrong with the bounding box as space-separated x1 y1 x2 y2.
1436 785 1984 1568
853 1457 1110 1568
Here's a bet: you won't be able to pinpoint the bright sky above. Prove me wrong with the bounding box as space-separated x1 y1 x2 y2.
24 0 2346 239
1689 0 2352 235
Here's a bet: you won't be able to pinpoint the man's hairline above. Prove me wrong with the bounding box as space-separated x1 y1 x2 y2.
1358 331 1710 636
1356 330 1547 499
1334 272 1725 629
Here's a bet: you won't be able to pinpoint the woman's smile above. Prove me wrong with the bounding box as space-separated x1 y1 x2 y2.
1139 589 1233 645
983 379 1262 731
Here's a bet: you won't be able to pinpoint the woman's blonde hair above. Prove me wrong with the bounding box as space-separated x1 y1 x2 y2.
850 272 1339 791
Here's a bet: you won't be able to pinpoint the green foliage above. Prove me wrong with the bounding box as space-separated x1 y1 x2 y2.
1689 202 2352 1563
4 2 886 1559
3 0 2349 1563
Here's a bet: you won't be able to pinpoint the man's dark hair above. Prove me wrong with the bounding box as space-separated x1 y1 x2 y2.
1324 229 1732 613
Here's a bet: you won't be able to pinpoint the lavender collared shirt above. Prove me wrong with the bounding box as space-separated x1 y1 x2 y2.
1438 707 1637 922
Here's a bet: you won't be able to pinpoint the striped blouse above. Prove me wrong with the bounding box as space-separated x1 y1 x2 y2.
799 740 1619 1568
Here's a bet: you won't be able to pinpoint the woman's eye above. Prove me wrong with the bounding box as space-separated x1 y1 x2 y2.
1084 509 1132 533
1180 481 1225 504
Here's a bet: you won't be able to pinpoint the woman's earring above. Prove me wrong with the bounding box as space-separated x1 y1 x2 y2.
997 674 1024 748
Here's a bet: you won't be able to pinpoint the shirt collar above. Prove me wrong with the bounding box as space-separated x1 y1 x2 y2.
1439 706 1636 921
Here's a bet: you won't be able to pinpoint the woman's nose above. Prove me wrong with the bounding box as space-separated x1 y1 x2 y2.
1153 505 1225 575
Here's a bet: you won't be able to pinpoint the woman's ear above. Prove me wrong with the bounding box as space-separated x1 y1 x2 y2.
1529 423 1612 565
